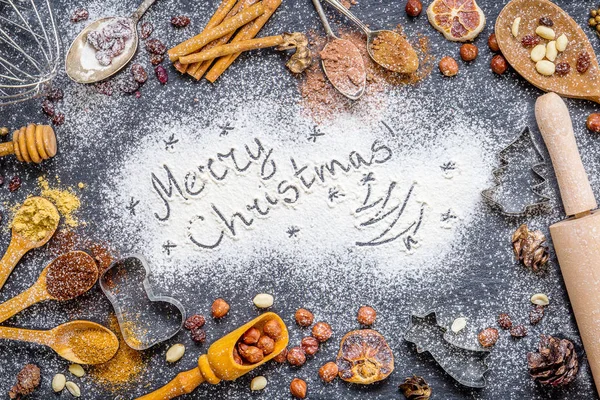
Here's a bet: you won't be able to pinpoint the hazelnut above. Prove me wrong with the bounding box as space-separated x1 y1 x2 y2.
241 327 261 345
211 298 230 318
257 335 275 355
587 113 600 133
273 348 288 363
287 346 307 366
290 378 307 399
405 0 422 17
460 43 478 62
233 347 243 364
312 322 333 343
238 343 264 364
488 33 500 52
319 362 339 383
263 319 283 340
301 336 320 356
357 306 377 326
295 308 314 327
478 327 499 348
439 56 459 77
490 54 508 75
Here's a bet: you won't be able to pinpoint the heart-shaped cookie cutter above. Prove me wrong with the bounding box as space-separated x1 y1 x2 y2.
100 255 186 350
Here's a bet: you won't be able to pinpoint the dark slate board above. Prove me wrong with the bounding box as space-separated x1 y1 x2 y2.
1 0 600 399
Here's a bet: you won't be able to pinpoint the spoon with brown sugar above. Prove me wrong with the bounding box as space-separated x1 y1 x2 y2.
0 197 60 291
0 320 119 364
311 0 366 100
0 251 98 324
322 0 419 74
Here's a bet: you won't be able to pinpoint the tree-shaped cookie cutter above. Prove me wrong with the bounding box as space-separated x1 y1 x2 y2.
99 255 186 350
404 311 490 388
481 127 550 216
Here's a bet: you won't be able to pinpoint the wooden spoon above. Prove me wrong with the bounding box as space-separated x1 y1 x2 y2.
0 320 119 364
496 0 600 103
0 197 59 290
0 251 98 324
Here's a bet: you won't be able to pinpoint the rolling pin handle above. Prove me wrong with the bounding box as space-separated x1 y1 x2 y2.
535 92 597 216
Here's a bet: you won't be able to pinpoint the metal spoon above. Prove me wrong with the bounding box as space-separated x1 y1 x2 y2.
322 0 419 74
65 0 158 84
312 0 365 100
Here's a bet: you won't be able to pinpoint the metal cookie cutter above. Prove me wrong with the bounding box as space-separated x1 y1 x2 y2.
404 311 490 388
100 255 186 350
481 127 550 216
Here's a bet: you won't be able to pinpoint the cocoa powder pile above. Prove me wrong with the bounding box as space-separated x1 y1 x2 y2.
300 29 434 121
46 252 98 300
320 38 366 95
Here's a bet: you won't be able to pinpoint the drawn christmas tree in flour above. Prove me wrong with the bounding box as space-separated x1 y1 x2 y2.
482 127 550 215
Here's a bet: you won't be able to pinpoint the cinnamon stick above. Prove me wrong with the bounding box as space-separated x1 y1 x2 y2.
178 35 285 64
176 0 238 73
167 2 265 62
187 0 260 79
205 0 281 82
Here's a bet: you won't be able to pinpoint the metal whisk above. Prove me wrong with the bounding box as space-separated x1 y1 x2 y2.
0 0 60 106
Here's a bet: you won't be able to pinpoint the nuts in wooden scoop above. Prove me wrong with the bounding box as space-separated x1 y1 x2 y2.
234 319 284 365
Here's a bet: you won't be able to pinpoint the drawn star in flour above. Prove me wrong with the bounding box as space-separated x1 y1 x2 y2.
440 161 456 172
360 172 376 185
218 122 234 136
328 187 345 202
126 197 140 216
286 226 300 238
162 241 177 255
164 134 178 150
307 126 325 143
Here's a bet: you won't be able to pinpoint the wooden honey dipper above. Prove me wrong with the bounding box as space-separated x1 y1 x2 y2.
0 124 57 163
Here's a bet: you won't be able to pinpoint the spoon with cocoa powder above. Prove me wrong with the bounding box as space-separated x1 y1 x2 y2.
0 320 119 364
0 251 98 323
322 0 419 74
312 0 366 100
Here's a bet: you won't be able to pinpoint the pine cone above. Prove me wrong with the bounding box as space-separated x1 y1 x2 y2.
512 224 549 272
527 335 579 387
399 375 431 400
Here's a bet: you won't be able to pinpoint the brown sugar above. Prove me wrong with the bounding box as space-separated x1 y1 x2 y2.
370 30 419 73
45 252 98 300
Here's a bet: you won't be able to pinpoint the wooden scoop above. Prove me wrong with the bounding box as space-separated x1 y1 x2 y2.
0 320 118 364
137 312 288 400
496 0 600 103
0 124 57 163
0 197 59 290
0 251 98 324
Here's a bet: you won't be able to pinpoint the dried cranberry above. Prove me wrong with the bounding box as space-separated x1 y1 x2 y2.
145 38 166 55
521 34 540 48
46 87 64 102
191 327 206 343
184 314 206 330
171 15 191 28
140 22 154 40
8 176 21 192
497 313 512 330
555 62 571 76
52 112 65 125
155 65 168 84
118 77 140 94
94 81 113 96
41 100 55 117
529 305 545 325
510 324 528 338
539 17 553 27
131 64 148 83
577 52 591 73
135 91 141 98
70 8 89 23
150 53 164 65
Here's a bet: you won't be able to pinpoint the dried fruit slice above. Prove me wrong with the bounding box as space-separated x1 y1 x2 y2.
427 0 486 42
336 329 394 384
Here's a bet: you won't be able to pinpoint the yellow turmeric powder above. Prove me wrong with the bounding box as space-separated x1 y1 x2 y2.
38 176 81 227
11 197 59 241
67 327 118 364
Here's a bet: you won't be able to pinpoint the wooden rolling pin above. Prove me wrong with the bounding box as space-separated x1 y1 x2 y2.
0 124 57 163
535 92 600 394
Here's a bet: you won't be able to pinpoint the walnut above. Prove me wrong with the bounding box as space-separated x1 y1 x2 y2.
277 32 312 74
